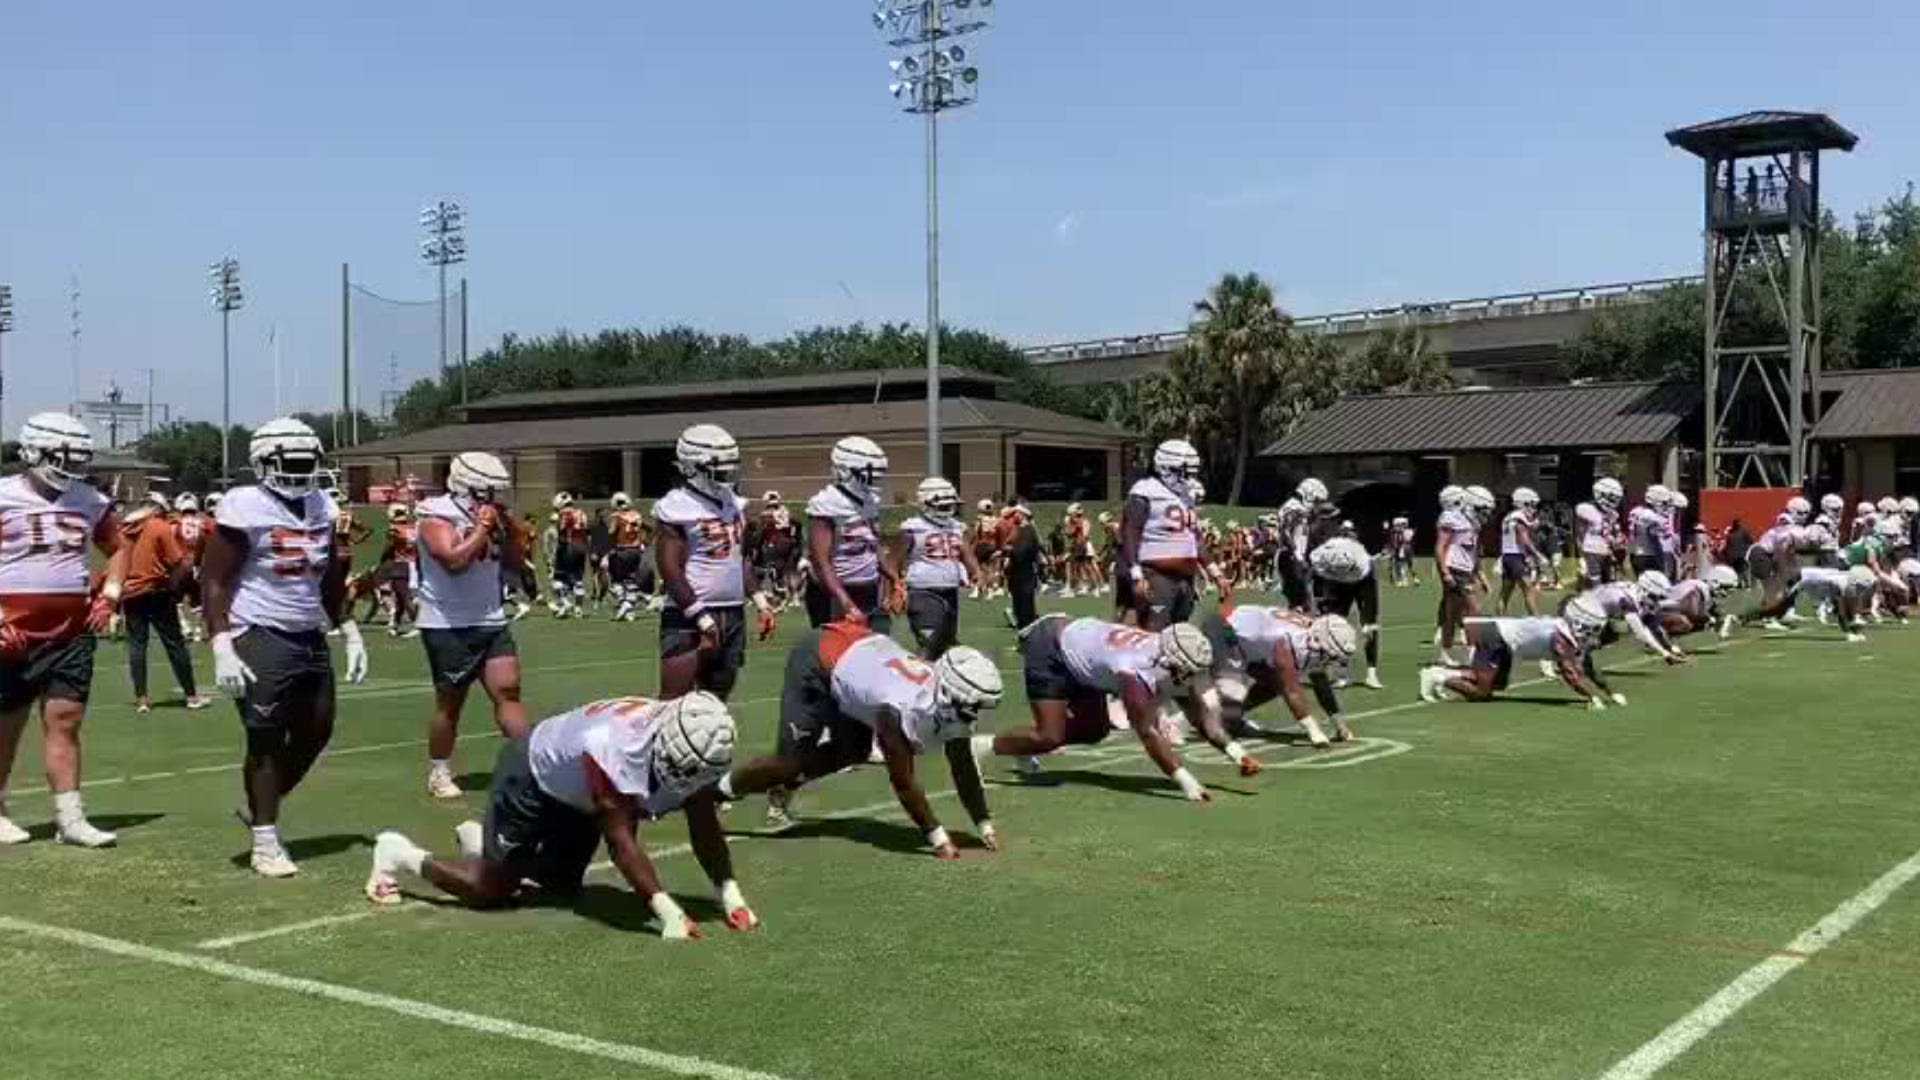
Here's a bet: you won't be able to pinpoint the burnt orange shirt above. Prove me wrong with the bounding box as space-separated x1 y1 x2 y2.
124 513 189 599
611 509 647 548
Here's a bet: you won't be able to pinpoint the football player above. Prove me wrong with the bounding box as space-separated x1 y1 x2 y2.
972 616 1218 802
891 477 983 660
1118 439 1204 629
1577 572 1686 663
969 498 1002 600
1310 533 1382 688
1433 485 1491 664
374 503 419 638
606 492 650 621
725 623 1002 853
1627 485 1674 577
656 425 772 701
1740 564 1875 642
0 414 128 847
364 692 759 940
174 492 213 643
549 492 590 617
1656 564 1741 640
1574 478 1624 587
414 452 530 800
1497 487 1546 616
1063 503 1097 596
1196 605 1358 751
202 418 369 877
805 436 894 633
1418 595 1619 709
747 491 800 610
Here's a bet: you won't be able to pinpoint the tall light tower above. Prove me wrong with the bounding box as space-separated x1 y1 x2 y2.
209 257 244 485
0 284 12 439
875 0 990 476
420 200 468 404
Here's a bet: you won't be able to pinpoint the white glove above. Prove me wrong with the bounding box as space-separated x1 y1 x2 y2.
650 892 701 941
339 620 369 685
211 632 255 698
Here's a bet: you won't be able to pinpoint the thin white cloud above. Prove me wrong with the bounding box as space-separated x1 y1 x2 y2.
1053 211 1082 243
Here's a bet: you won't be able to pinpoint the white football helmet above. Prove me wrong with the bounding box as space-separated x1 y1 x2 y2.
1511 487 1540 510
1644 484 1673 510
677 424 741 500
1066 502 1084 517
1296 478 1330 506
1857 501 1875 518
249 417 326 497
1786 495 1812 523
650 692 738 794
387 503 411 523
918 477 960 522
1306 615 1359 668
1635 570 1673 599
1155 623 1213 685
610 492 633 511
447 451 510 505
1439 485 1466 512
830 436 888 498
1845 565 1877 595
1593 478 1624 507
552 492 574 511
1463 485 1496 521
1152 439 1202 487
1878 496 1900 515
325 487 347 508
1672 492 1689 510
18 412 96 491
1310 538 1370 584
1820 493 1845 516
934 646 1003 718
1903 497 1919 516
174 492 201 514
763 490 784 507
1563 594 1610 640
1876 517 1907 543
1899 557 1920 581
1706 564 1740 593
205 492 224 511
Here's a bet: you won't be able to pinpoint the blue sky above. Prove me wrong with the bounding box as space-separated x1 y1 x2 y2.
3 0 1918 435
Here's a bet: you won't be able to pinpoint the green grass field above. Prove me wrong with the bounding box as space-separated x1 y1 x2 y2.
3 580 1919 1080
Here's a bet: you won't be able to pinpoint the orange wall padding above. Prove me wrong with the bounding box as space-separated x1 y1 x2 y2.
1699 487 1799 535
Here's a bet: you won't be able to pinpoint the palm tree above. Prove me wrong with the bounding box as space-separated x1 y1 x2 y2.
1189 272 1292 505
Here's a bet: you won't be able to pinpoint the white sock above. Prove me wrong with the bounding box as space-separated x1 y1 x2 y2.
52 790 83 823
969 734 998 759
1171 767 1205 799
395 840 427 876
251 824 281 850
429 758 452 778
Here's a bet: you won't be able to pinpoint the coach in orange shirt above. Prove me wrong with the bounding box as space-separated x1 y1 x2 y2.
120 495 209 713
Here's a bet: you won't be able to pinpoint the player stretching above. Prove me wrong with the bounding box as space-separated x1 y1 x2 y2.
1196 605 1358 752
1656 564 1741 640
1118 439 1204 629
805 436 894 632
549 492 590 617
203 418 369 877
605 492 650 621
724 623 1003 855
1497 487 1545 615
892 477 982 659
973 616 1217 801
1418 595 1619 709
656 425 772 701
0 414 127 847
364 692 759 940
1309 533 1382 688
374 503 419 638
1578 572 1687 663
414 452 530 800
1740 565 1876 642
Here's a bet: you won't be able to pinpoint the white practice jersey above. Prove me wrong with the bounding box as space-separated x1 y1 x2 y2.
1278 498 1311 560
1500 510 1532 557
655 486 746 609
1223 605 1329 674
806 484 881 586
217 485 336 633
1660 578 1714 619
1794 566 1849 603
829 633 966 752
1437 509 1478 573
1586 582 1649 620
527 698 701 819
1490 616 1578 660
1129 477 1199 562
1058 616 1169 696
412 495 504 630
899 514 968 590
1793 522 1837 556
1575 503 1615 555
0 476 109 596
1628 506 1667 557
1750 524 1792 556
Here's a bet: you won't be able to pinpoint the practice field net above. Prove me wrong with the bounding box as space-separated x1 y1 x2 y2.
346 280 465 425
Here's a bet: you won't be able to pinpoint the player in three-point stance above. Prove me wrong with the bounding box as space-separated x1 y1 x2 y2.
0 413 129 848
655 425 776 702
1119 439 1204 630
365 692 759 940
1654 564 1741 641
972 615 1219 801
1309 531 1383 689
724 622 1004 854
1195 605 1358 751
805 436 895 633
891 477 984 661
202 418 370 877
1418 594 1620 711
414 452 531 800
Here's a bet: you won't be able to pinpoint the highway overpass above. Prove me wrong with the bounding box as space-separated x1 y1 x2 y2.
1021 276 1696 387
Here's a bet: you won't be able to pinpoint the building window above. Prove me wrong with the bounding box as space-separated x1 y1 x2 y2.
943 443 961 487
1015 445 1107 502
1895 440 1920 496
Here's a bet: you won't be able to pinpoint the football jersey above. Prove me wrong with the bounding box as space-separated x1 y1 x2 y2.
0 475 110 597
1841 536 1885 568
557 508 590 546
1628 506 1666 557
1500 511 1531 556
176 511 209 552
1792 522 1836 555
411 494 504 630
1222 605 1327 674
900 514 968 590
653 486 746 609
526 698 702 819
826 631 964 752
1795 566 1849 602
1057 617 1168 696
1489 616 1579 660
1129 477 1199 562
1585 582 1648 620
1575 503 1615 555
1750 524 1792 556
1437 509 1478 572
610 509 647 548
1660 578 1713 619
217 485 336 633
1277 498 1311 560
806 484 881 586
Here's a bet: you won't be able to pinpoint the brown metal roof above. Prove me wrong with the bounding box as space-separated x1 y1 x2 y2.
459 365 1008 418
340 396 1132 459
1812 368 1920 441
1665 111 1858 158
1263 381 1699 458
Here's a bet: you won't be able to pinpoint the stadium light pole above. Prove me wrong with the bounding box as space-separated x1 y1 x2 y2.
420 201 468 404
875 0 991 476
0 284 12 440
209 258 244 485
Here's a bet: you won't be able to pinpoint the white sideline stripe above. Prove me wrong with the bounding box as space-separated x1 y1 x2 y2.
1 916 787 1080
1596 846 1920 1080
197 911 406 951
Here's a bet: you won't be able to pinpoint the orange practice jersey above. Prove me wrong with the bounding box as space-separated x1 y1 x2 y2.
611 509 647 548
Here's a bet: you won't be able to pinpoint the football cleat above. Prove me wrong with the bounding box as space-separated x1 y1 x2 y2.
454 820 483 859
251 845 299 878
427 770 463 800
55 819 117 848
364 832 415 905
0 814 30 845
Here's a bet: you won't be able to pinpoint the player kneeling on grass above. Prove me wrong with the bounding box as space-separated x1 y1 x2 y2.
1417 595 1619 710
723 623 1003 855
1738 565 1878 643
1196 606 1358 752
365 692 757 940
972 615 1218 802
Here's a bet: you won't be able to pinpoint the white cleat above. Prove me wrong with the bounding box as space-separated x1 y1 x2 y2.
764 794 795 831
1015 755 1044 778
1417 666 1447 703
251 845 300 879
1719 614 1737 640
55 819 117 849
427 771 464 800
1362 669 1383 690
454 820 483 859
1846 632 1867 643
0 814 31 845
1762 619 1790 632
1300 716 1332 749
364 831 415 905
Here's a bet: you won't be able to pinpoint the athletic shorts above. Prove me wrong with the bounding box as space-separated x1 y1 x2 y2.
607 547 645 585
378 560 410 585
0 633 97 710
1199 613 1264 685
1019 614 1083 702
1467 622 1514 690
804 578 889 635
1135 567 1197 630
1582 553 1615 584
1315 575 1379 626
232 626 333 731
552 545 586 585
1500 553 1534 583
906 587 960 659
776 632 872 764
660 606 746 698
972 542 996 566
420 625 516 689
483 735 601 894
1441 568 1477 597
1629 552 1664 576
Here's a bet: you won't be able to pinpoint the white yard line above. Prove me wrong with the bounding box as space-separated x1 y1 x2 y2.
1596 846 1920 1080
196 911 412 951
2 916 788 1080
